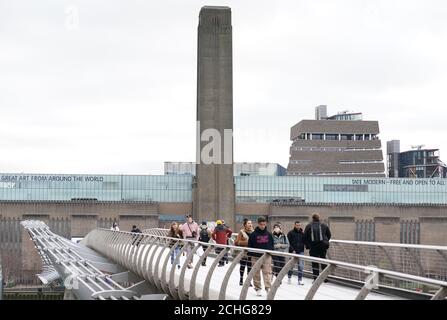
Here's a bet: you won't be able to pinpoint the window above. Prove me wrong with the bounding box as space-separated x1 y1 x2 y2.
312 133 324 140
323 184 368 192
355 134 364 141
341 134 354 140
326 134 338 140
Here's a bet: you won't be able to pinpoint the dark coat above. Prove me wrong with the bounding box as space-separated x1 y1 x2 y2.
248 227 274 257
287 228 305 253
303 221 331 250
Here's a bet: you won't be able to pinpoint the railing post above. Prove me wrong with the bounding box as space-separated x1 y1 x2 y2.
188 245 214 300
146 237 163 285
304 264 336 300
355 269 379 300
202 247 230 300
239 253 267 300
137 236 155 278
141 237 158 284
162 241 185 297
219 250 245 300
179 244 200 300
132 235 149 276
153 238 169 291
431 286 447 300
267 257 298 300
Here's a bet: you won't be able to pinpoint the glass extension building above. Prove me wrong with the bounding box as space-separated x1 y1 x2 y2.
1 173 446 205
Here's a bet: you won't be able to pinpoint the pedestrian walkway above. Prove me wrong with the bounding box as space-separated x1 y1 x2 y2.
151 245 399 300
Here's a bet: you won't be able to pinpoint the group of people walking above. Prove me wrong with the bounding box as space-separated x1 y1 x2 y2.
164 212 331 297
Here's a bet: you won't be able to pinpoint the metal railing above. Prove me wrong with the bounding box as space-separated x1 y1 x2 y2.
143 228 447 291
21 220 167 300
83 228 447 300
327 240 447 292
0 255 3 300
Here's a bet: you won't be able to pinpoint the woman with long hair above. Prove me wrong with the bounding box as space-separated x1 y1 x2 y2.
234 218 254 286
167 221 182 269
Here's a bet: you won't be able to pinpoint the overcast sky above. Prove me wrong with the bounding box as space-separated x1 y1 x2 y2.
1 0 446 175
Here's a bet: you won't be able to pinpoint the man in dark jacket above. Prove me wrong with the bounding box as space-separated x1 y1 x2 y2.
248 216 274 297
287 221 305 285
304 213 332 281
131 225 142 246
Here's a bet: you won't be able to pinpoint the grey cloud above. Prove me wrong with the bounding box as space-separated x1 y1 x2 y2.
1 0 446 173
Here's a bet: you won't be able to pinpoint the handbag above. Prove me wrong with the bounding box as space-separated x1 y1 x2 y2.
186 223 197 238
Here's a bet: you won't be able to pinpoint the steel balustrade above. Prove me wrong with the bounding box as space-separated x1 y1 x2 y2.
328 239 447 289
21 221 447 300
20 221 167 300
82 228 447 300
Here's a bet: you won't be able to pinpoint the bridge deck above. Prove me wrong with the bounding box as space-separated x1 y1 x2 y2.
154 246 401 300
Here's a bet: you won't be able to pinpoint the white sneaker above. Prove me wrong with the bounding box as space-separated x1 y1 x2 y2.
298 280 304 286
287 278 292 285
255 289 262 297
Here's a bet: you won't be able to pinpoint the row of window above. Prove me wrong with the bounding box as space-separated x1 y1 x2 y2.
0 174 445 204
287 172 385 176
339 160 383 164
297 133 379 141
289 160 382 165
292 147 381 152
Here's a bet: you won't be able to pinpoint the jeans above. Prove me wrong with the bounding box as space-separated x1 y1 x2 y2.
288 251 304 281
184 240 195 263
170 246 181 266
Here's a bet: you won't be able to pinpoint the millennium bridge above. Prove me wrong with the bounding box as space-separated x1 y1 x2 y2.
19 220 447 300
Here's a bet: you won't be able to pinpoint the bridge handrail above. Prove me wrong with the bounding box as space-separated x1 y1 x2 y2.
330 239 447 251
144 227 447 251
94 228 447 293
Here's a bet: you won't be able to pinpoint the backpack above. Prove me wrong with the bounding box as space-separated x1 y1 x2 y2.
199 228 210 243
310 222 329 249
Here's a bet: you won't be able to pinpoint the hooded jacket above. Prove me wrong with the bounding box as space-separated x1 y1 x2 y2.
272 232 289 253
212 224 232 245
248 226 274 257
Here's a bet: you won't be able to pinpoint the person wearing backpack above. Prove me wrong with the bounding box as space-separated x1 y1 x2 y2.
198 221 212 266
304 213 332 281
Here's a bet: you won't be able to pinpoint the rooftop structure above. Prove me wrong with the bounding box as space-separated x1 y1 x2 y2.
287 106 385 176
387 140 446 178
